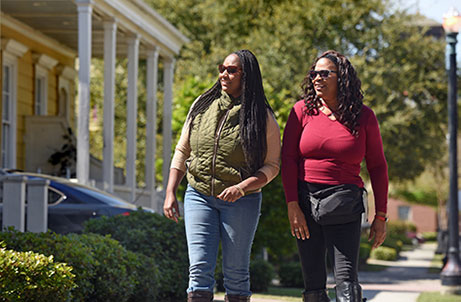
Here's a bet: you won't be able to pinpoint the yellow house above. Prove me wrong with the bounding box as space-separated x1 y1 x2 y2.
0 0 189 212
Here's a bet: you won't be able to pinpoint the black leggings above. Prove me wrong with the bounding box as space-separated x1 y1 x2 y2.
297 182 362 291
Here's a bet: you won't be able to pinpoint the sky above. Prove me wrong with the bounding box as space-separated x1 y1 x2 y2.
395 0 461 57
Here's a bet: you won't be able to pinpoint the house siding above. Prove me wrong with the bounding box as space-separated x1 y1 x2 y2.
1 21 76 170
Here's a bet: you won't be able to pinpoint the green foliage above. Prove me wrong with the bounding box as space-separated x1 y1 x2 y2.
278 261 304 288
359 242 372 265
250 259 275 292
0 245 76 302
386 220 417 244
0 229 158 302
391 188 438 207
83 210 188 302
254 175 297 262
417 291 461 302
370 246 397 261
422 232 437 242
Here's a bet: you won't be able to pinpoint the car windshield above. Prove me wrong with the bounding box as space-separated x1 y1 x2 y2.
53 181 135 208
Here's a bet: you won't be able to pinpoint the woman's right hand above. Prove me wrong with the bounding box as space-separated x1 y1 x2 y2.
287 201 310 240
163 193 180 223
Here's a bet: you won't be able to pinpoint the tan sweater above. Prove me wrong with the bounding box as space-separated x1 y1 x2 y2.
171 106 281 186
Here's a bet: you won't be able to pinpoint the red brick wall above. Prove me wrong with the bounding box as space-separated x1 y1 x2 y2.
386 198 437 233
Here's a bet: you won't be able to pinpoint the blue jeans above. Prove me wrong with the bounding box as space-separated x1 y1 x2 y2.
184 185 262 296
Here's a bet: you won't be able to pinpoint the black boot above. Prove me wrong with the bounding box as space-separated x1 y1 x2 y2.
225 294 251 302
187 290 214 302
335 281 366 302
302 289 330 302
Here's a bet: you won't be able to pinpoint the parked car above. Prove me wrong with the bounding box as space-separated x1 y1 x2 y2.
0 170 154 234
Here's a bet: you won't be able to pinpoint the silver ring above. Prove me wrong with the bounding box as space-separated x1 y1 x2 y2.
294 228 299 232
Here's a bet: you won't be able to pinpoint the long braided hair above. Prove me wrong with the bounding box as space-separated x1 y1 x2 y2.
300 50 363 135
187 50 273 173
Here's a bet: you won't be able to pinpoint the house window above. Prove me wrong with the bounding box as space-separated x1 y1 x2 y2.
35 65 48 115
1 59 16 168
398 205 411 221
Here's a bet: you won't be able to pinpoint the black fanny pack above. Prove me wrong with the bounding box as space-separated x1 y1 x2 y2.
305 183 365 225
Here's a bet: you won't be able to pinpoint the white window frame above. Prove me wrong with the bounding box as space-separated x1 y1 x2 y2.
35 64 48 116
2 52 18 169
398 205 411 221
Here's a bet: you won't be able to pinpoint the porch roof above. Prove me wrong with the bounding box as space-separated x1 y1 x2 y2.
1 0 189 59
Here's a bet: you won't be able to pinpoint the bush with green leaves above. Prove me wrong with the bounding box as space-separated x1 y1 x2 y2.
422 232 437 242
359 242 372 266
0 244 76 302
250 259 275 292
278 261 304 288
370 246 397 261
0 229 158 302
83 210 188 302
386 221 416 246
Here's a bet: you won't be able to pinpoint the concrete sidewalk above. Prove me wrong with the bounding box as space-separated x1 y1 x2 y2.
357 242 442 302
213 243 445 302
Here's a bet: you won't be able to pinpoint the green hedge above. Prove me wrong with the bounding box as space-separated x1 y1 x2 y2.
371 246 397 261
0 229 158 302
0 244 76 302
83 210 188 302
278 261 304 288
250 259 275 292
421 232 437 242
386 221 416 246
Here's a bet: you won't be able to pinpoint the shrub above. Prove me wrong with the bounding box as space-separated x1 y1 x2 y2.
0 244 76 302
278 261 304 288
422 232 437 242
83 210 188 302
359 242 372 265
382 237 404 254
250 259 275 292
0 229 158 302
386 221 415 245
370 246 397 261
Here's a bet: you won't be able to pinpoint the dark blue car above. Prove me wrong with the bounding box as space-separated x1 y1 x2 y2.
0 170 154 234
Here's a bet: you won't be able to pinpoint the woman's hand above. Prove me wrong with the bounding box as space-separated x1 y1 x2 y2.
287 202 310 240
217 185 244 202
163 193 180 223
368 218 387 249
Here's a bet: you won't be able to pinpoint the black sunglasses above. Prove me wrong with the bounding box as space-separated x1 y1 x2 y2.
309 70 337 80
218 64 241 74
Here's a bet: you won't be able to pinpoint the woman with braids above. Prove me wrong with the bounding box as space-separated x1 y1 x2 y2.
163 49 280 302
281 50 388 302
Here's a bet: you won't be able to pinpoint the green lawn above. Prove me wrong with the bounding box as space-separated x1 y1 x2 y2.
428 253 444 274
217 287 335 301
418 292 461 302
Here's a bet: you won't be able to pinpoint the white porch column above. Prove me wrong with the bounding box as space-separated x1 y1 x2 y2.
76 0 92 185
126 35 140 202
102 20 117 193
162 57 175 190
145 47 159 209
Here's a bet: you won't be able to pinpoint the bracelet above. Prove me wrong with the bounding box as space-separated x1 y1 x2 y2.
234 184 245 196
375 215 388 222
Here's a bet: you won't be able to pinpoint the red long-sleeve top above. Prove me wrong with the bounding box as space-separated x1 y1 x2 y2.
281 100 388 214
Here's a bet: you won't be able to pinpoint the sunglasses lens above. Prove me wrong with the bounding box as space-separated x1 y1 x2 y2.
227 67 238 74
218 65 239 74
319 70 329 78
310 70 332 80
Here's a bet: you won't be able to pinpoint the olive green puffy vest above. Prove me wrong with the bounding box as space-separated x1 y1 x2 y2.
187 92 252 197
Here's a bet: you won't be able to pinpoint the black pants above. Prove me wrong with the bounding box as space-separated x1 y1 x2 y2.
297 182 362 291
